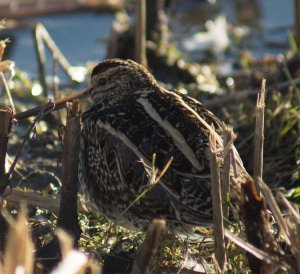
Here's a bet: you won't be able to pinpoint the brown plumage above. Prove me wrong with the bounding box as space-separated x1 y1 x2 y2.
79 58 248 235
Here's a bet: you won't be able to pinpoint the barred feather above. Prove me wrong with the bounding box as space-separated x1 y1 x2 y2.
79 58 248 234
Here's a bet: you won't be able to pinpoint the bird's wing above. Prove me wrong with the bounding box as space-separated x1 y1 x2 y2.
171 89 224 131
81 91 223 224
82 94 212 180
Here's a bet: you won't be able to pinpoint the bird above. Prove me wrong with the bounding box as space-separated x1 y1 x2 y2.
79 58 249 236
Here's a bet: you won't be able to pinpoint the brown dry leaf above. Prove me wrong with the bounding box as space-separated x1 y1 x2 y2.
56 229 73 259
0 39 10 61
2 205 34 274
0 31 15 78
0 60 15 74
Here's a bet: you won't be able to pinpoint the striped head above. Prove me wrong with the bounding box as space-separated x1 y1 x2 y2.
89 59 158 104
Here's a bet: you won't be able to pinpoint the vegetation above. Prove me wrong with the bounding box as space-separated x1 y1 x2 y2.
1 1 300 273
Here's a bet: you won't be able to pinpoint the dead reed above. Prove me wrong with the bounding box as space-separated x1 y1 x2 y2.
57 101 81 241
135 0 147 67
131 219 166 274
253 79 266 195
221 124 236 220
0 108 12 253
295 0 300 49
0 205 99 274
209 127 226 273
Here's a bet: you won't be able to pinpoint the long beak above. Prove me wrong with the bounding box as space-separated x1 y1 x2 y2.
14 86 91 121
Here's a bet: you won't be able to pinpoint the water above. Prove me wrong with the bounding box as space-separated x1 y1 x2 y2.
165 0 294 65
6 12 115 78
260 0 293 28
4 1 295 78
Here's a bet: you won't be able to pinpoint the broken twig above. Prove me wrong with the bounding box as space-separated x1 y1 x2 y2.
0 108 12 252
131 219 166 274
135 0 147 67
13 87 89 122
221 124 236 220
295 0 300 49
3 101 55 194
4 188 97 215
253 79 266 195
57 101 81 243
209 127 226 273
225 229 288 271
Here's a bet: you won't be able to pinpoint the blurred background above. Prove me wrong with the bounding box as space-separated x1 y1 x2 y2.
0 0 294 80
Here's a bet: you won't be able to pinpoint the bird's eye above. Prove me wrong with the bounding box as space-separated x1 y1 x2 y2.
98 78 107 86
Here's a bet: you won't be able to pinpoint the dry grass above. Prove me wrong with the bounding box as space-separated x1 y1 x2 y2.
0 206 101 274
220 86 300 189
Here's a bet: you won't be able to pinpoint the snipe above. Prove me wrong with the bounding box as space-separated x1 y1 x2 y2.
79 58 249 235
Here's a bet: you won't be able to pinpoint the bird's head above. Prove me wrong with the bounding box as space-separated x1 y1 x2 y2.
89 59 158 104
